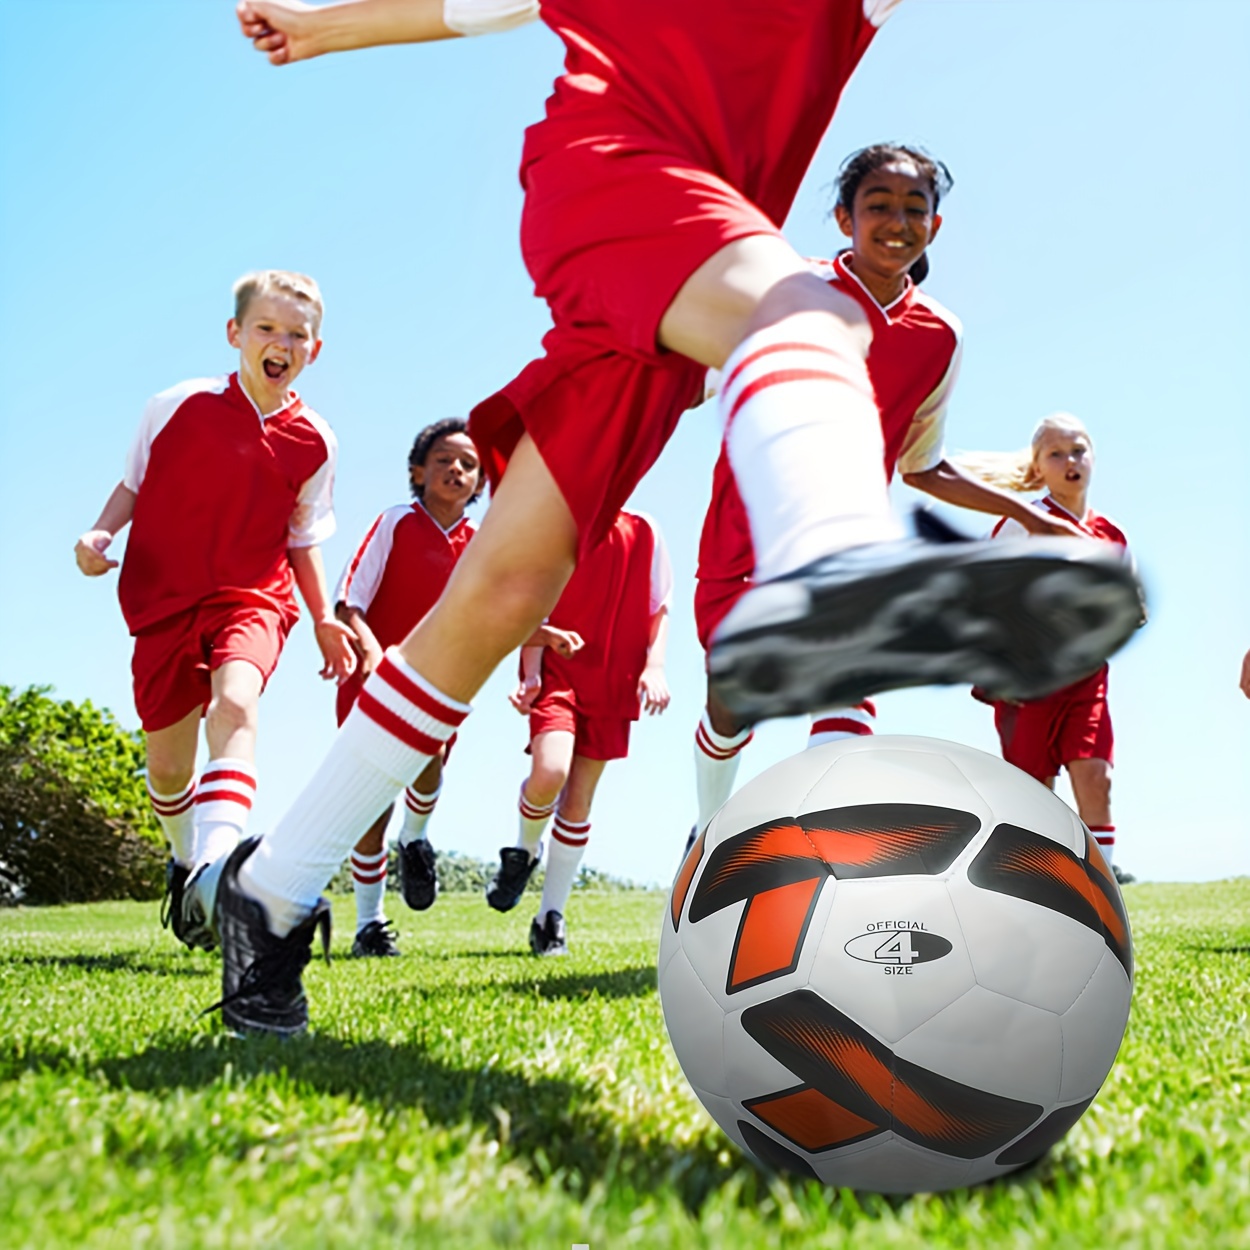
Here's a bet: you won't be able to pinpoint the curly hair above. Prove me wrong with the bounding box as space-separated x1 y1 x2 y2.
408 417 483 503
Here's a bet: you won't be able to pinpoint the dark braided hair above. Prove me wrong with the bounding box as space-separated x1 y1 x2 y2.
408 417 483 503
834 144 953 284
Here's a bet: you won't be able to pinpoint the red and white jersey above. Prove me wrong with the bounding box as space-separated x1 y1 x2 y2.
991 497 1129 550
335 501 476 650
543 510 672 719
525 1 903 228
698 251 962 587
118 373 336 634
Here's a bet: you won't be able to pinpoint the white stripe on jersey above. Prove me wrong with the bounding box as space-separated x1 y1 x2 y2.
335 505 410 611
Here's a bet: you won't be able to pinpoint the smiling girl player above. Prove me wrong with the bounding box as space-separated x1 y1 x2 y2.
219 0 1143 1035
689 145 1088 845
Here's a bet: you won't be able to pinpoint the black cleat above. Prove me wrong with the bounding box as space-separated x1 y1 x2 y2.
397 838 438 911
529 910 568 957
708 534 1144 723
351 919 401 957
1112 864 1136 886
485 847 538 913
209 838 331 1037
161 859 192 945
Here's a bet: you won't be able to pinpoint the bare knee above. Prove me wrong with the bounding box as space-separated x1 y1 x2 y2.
205 688 258 742
354 812 388 857
525 763 568 809
146 757 194 796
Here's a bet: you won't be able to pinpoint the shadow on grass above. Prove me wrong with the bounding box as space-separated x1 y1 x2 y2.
1184 944 1250 956
504 965 656 1000
87 1031 749 1212
0 951 213 977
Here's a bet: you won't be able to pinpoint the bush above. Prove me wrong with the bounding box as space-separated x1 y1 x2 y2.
0 686 164 904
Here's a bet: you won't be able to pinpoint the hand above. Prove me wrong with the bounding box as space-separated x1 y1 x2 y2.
528 624 584 657
314 618 358 683
75 530 118 576
638 666 670 715
510 676 542 714
1241 650 1250 699
237 0 319 65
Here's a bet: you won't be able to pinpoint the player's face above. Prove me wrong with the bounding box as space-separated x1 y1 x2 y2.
227 292 322 410
412 432 481 509
835 161 942 285
1034 429 1094 499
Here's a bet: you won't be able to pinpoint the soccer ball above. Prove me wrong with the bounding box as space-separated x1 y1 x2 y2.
659 735 1132 1193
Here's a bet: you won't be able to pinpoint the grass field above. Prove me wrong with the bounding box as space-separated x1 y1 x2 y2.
1 883 1249 1249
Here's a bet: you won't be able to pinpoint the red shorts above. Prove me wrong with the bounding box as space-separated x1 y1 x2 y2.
694 576 752 654
528 686 633 762
132 600 289 733
470 145 781 556
991 666 1114 783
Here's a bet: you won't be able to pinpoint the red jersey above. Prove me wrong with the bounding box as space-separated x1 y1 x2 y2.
698 252 963 587
526 1 901 227
335 502 475 649
542 511 673 719
991 498 1128 550
118 373 336 635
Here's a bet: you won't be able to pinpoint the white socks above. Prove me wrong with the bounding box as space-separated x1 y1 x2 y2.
721 320 901 581
147 779 196 866
240 650 470 936
351 848 388 930
518 786 557 858
194 758 256 870
399 782 440 847
694 710 753 832
808 701 877 747
1090 825 1116 866
539 815 589 922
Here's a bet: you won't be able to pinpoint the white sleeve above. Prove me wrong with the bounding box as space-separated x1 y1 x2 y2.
643 516 674 614
990 516 1029 541
897 335 963 477
443 0 539 37
288 412 337 548
122 376 227 493
336 507 405 612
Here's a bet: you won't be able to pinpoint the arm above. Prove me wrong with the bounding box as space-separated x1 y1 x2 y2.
336 601 385 677
526 623 584 657
902 460 1084 538
75 482 136 576
237 0 537 64
637 606 671 715
509 645 544 713
289 545 358 682
1241 650 1250 699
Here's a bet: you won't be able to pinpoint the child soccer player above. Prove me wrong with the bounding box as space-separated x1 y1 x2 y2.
964 414 1139 883
689 145 1086 845
224 1 1142 1035
333 420 482 956
74 269 355 949
493 510 671 956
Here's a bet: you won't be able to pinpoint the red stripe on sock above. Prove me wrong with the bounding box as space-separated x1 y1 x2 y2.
357 690 444 756
405 790 437 813
810 717 873 737
194 788 254 810
200 768 256 790
352 867 388 885
722 340 844 397
552 827 589 847
149 792 195 815
727 367 862 429
376 656 467 727
695 723 752 760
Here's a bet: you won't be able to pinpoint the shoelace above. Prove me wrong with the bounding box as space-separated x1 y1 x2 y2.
203 908 332 1018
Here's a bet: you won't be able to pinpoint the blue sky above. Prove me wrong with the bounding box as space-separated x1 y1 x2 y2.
1 1 1246 887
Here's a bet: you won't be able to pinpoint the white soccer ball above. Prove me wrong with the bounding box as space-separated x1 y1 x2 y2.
659 735 1132 1193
